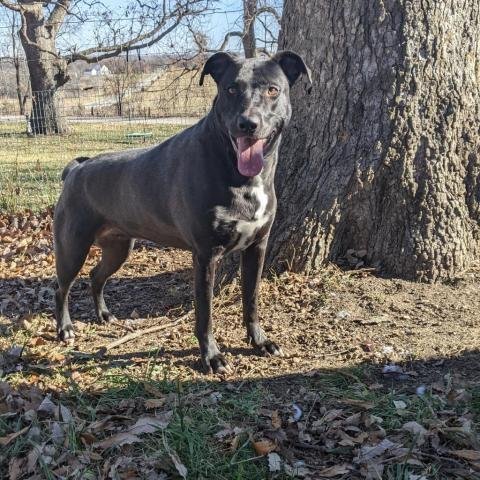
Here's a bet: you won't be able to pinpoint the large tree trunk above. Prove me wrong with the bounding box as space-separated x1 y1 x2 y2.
19 3 68 134
265 0 480 282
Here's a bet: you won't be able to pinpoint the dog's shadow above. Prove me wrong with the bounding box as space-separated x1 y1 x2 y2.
0 267 194 324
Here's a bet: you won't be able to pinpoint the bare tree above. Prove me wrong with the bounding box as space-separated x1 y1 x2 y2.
225 0 280 57
265 0 480 282
0 0 213 134
8 11 28 115
103 58 140 117
192 0 280 58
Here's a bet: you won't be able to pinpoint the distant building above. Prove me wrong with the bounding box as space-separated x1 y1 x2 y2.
83 64 110 76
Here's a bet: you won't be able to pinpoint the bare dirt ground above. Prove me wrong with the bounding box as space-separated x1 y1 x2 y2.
1 210 480 479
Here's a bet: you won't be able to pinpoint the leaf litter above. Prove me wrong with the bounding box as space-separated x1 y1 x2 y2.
1 209 480 478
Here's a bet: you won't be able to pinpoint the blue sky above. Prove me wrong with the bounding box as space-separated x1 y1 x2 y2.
0 1 280 57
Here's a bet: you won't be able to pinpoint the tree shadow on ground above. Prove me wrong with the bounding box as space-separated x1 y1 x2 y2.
0 348 479 479
0 267 194 324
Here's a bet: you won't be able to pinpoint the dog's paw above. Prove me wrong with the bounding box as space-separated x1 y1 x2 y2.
58 324 75 344
96 310 117 324
203 353 233 375
256 339 284 357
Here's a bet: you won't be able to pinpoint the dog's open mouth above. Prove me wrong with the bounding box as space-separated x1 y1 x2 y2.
230 131 276 177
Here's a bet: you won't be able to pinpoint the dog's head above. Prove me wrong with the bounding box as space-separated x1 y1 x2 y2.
200 51 311 177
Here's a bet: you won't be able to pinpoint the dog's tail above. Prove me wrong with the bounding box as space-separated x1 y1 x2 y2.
61 156 90 181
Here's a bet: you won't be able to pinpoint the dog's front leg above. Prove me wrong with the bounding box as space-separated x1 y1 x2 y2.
241 240 283 357
193 253 232 374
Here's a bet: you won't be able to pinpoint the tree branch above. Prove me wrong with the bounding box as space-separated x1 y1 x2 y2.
47 0 71 30
0 0 22 12
66 0 208 63
67 15 183 63
218 30 243 51
256 6 280 23
209 4 280 54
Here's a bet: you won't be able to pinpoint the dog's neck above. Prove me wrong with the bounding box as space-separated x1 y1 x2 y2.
201 107 281 188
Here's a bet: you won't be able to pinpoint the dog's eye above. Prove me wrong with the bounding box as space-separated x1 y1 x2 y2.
267 86 279 97
227 85 238 95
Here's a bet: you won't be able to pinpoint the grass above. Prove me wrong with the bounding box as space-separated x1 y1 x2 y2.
0 121 185 213
0 370 271 479
2 359 479 479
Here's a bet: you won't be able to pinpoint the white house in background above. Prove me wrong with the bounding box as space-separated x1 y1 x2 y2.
83 64 110 76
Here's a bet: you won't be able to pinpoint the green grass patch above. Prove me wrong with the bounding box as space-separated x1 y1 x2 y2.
0 121 184 213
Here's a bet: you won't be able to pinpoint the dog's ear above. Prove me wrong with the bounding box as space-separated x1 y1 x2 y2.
200 52 237 86
272 51 312 90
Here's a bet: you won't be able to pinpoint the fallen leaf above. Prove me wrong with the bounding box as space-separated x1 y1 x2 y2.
284 461 311 478
144 398 166 409
93 413 172 449
291 404 302 421
80 431 97 446
169 450 187 479
382 364 403 374
51 422 64 445
93 432 141 449
451 450 480 462
253 438 276 456
402 421 428 446
268 452 282 472
37 395 56 417
30 337 47 346
321 409 343 424
393 400 407 410
271 410 282 429
355 438 402 463
26 443 44 473
59 404 73 423
318 463 351 477
360 461 384 480
230 434 240 452
341 399 374 410
8 457 26 480
87 415 131 432
0 426 29 446
129 413 172 434
214 426 234 439
143 383 165 398
338 430 368 446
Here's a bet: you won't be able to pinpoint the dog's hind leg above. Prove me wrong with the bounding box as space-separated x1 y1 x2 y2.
55 227 94 342
90 237 133 323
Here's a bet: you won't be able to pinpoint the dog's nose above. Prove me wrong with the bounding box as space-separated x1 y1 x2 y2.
237 115 258 135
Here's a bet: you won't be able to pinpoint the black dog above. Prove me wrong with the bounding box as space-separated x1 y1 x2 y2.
54 51 311 373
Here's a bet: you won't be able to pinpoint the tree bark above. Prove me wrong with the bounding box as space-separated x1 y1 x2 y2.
243 0 257 58
265 0 480 282
19 3 69 134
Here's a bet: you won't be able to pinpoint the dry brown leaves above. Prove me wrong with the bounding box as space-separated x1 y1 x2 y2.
0 381 182 479
0 208 55 277
215 377 480 479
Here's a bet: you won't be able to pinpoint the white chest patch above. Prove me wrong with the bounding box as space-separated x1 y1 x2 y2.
214 181 271 251
234 184 269 249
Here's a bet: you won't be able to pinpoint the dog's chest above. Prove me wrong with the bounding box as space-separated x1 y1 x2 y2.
213 182 271 251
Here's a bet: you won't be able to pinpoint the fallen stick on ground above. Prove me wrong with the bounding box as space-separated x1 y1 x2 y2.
97 311 192 355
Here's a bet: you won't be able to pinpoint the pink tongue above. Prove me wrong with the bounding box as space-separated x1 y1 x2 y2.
236 137 264 177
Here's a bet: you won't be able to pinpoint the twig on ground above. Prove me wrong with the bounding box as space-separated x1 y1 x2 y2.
110 319 135 333
343 267 377 276
97 311 192 355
